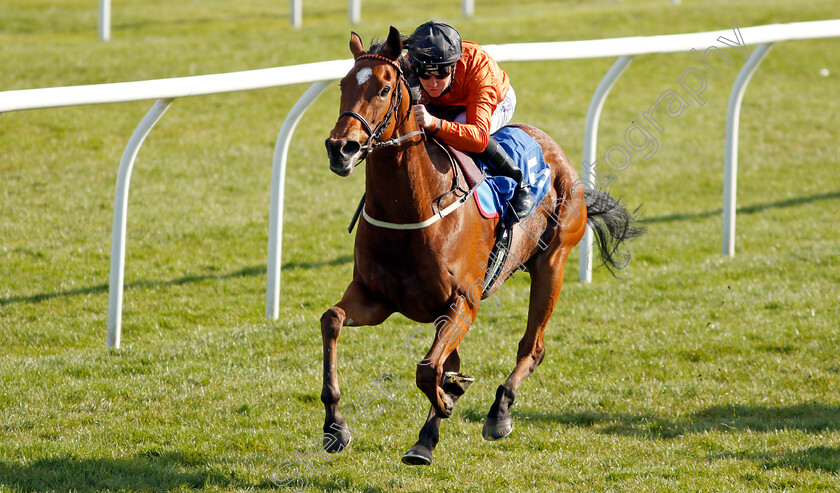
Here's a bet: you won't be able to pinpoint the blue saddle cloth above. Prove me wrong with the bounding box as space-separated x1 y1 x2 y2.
474 126 551 224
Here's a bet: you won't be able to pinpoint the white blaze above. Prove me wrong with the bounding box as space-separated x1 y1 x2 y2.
356 67 372 85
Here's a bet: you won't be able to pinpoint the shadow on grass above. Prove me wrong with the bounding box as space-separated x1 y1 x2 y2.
295 476 388 493
641 190 840 224
502 402 840 473
767 446 840 474
0 255 352 306
0 451 241 492
712 445 840 475
282 254 353 272
0 265 264 307
514 402 840 439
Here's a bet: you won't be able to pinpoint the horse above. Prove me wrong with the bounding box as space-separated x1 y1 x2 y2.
322 26 644 466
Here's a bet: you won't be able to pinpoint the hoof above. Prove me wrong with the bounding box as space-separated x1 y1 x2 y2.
323 424 352 453
401 445 433 466
482 417 513 441
441 372 475 397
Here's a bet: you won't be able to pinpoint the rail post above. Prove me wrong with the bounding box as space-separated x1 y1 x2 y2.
722 43 773 256
107 98 174 349
579 56 634 282
266 81 332 319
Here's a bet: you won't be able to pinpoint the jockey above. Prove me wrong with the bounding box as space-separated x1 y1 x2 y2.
408 20 537 222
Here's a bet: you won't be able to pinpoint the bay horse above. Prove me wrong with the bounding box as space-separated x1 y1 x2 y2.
322 27 644 465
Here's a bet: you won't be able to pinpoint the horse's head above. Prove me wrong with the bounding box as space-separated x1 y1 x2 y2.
325 26 409 177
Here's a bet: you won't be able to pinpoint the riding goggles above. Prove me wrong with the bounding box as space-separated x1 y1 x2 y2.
416 64 455 80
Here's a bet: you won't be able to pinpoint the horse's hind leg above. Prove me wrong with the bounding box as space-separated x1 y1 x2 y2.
321 280 392 452
483 247 571 440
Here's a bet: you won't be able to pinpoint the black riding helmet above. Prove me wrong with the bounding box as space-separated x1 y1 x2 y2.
407 20 463 72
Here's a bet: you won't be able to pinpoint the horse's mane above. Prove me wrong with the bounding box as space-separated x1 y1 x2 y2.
367 36 421 105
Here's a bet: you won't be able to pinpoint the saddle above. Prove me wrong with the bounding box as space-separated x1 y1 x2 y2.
433 127 555 297
439 142 485 189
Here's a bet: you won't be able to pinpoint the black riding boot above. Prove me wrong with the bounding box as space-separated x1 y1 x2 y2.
479 137 537 221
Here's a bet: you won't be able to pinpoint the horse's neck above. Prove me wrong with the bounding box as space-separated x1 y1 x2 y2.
365 132 447 224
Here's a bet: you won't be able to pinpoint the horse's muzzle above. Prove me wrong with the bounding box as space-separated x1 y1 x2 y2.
325 138 362 177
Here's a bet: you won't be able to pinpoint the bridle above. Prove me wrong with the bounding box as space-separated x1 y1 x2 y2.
338 53 423 163
338 52 476 231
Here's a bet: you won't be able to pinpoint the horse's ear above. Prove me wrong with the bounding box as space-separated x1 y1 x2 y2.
383 26 403 60
349 31 364 58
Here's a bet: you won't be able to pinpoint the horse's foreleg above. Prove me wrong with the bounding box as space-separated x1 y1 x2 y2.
321 280 392 453
483 248 570 441
402 349 462 466
403 296 478 466
415 297 478 420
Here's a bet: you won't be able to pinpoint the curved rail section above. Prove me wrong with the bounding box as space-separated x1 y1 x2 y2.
0 20 837 347
107 98 173 348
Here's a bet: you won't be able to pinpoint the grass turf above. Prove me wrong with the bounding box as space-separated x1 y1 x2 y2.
1 0 838 491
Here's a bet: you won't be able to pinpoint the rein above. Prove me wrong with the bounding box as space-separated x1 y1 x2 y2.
338 54 423 164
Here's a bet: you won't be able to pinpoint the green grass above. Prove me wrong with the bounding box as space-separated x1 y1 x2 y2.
1 0 838 491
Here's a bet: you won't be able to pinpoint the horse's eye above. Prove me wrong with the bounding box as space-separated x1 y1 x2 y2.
380 86 391 98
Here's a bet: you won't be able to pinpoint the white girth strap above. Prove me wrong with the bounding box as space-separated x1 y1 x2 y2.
361 192 472 230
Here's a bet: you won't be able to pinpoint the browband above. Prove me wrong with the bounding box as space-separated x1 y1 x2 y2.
355 53 403 75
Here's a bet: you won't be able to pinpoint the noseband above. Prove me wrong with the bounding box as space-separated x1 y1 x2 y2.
338 53 422 162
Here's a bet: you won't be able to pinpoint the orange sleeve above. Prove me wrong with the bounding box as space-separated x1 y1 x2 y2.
436 89 494 153
431 42 510 154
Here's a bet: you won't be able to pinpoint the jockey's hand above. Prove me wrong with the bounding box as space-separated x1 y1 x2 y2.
412 104 437 130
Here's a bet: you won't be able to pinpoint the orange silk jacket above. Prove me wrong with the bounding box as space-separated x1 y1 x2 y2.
422 41 511 153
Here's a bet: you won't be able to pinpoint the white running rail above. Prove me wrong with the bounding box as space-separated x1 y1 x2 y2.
1 20 837 347
101 1 474 35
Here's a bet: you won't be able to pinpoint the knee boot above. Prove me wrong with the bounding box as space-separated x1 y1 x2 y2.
479 137 537 221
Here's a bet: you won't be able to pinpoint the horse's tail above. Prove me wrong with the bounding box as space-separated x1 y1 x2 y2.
584 188 646 277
